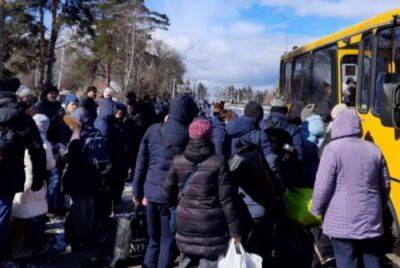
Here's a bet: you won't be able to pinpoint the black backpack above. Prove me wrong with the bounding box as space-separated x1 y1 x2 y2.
0 125 18 166
263 119 299 187
229 131 274 206
82 131 110 171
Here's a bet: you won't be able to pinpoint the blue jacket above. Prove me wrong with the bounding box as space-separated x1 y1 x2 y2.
94 98 116 137
211 116 228 157
300 115 326 188
226 116 278 219
261 112 303 162
132 93 198 203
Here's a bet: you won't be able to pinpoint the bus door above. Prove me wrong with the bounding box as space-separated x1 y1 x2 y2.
337 49 359 101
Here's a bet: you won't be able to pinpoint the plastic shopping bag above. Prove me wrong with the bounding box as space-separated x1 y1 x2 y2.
283 187 322 226
218 240 262 268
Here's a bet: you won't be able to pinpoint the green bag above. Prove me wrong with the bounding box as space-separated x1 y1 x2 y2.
283 188 322 226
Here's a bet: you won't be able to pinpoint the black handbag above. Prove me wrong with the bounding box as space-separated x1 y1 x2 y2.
111 205 147 266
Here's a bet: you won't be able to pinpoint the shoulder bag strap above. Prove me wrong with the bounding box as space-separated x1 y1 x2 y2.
177 165 199 206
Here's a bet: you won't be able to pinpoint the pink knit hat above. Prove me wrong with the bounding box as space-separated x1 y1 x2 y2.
189 119 212 140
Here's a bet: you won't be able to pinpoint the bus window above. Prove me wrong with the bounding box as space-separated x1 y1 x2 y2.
374 27 400 115
358 33 373 113
285 61 292 98
292 54 311 104
312 46 337 117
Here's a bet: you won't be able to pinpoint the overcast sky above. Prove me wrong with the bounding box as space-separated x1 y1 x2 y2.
147 0 399 94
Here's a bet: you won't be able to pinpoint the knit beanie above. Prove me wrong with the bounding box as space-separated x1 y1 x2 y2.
270 95 289 114
189 119 212 140
43 85 59 96
244 101 264 122
301 103 318 122
103 87 115 98
63 95 79 106
16 85 33 98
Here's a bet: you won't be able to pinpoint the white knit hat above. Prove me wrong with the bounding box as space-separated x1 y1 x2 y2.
16 85 33 98
103 87 115 98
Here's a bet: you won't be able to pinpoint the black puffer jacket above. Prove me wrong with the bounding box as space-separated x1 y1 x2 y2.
0 93 47 195
164 139 241 258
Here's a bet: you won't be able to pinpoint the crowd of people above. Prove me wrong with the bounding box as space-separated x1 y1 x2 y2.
0 77 391 268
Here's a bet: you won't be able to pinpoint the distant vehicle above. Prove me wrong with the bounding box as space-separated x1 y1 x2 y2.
279 8 400 247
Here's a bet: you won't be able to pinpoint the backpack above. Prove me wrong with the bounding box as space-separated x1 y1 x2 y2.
0 125 18 165
82 131 110 170
263 118 299 187
229 131 274 206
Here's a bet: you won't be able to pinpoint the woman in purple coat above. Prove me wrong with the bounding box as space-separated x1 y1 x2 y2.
311 109 390 268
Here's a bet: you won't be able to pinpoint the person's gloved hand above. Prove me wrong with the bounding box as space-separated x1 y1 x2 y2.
31 179 44 192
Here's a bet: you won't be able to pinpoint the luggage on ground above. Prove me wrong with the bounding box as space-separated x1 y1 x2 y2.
111 205 147 266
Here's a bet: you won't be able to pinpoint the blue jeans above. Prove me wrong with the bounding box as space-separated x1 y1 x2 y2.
144 201 174 268
47 169 59 213
331 237 383 268
0 193 14 258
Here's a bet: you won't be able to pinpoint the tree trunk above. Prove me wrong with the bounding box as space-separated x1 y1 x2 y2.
46 0 60 87
105 63 112 86
38 1 46 93
125 6 137 88
0 4 6 72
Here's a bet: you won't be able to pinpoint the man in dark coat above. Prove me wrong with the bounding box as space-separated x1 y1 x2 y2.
132 93 198 268
225 101 279 264
124 96 146 182
260 96 303 187
164 119 242 267
80 86 98 123
0 78 47 260
34 86 71 145
62 108 100 251
108 102 129 208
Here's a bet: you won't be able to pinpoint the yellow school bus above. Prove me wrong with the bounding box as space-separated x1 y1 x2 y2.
279 8 400 246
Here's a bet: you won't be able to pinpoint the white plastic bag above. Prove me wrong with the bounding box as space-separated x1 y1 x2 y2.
218 240 262 268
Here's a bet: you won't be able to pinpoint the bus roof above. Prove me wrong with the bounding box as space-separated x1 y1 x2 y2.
281 9 400 61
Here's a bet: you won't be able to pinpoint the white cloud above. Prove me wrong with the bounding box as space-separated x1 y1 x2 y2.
260 0 399 19
151 0 313 92
150 0 398 95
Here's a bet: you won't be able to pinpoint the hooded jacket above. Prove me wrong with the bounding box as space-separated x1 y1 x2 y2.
226 116 277 219
299 115 326 188
211 116 228 157
34 98 71 144
132 94 198 203
0 93 47 195
80 96 98 123
164 139 241 258
94 98 117 137
312 109 390 239
62 108 100 196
